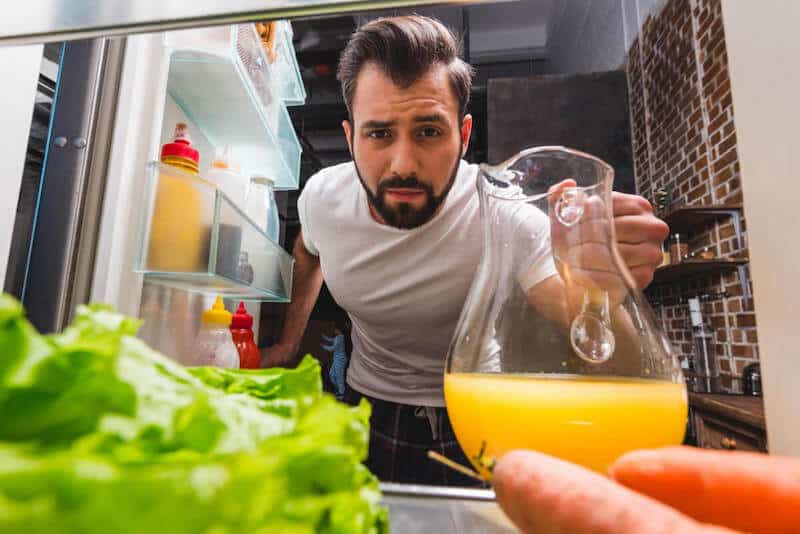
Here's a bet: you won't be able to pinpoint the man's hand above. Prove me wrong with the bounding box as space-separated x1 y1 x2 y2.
493 447 800 534
549 182 668 295
260 343 295 368
611 192 669 289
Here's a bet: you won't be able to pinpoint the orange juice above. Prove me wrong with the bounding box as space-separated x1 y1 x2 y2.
444 372 687 476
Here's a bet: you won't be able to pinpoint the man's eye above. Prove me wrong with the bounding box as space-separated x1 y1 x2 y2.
368 130 391 139
419 127 441 138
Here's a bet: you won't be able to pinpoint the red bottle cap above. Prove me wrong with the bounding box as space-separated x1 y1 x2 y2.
231 301 253 329
160 123 200 164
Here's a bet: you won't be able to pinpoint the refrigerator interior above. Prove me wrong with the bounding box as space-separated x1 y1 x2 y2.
92 23 302 363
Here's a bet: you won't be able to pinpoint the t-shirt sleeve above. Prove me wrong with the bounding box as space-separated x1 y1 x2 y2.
499 202 558 292
517 238 558 292
296 181 320 256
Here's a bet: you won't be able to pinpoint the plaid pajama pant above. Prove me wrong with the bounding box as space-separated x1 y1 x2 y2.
342 384 486 487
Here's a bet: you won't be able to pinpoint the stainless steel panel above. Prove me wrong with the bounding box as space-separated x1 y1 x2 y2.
0 0 480 45
22 38 125 333
380 484 517 533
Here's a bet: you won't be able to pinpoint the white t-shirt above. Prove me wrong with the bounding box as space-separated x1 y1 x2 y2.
297 160 556 406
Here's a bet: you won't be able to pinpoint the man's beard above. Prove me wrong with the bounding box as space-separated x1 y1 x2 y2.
353 149 462 230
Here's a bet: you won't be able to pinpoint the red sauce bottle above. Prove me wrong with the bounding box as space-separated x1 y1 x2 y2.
230 301 260 369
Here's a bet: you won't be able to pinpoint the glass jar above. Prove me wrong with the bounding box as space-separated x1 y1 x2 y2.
669 234 688 264
245 175 280 243
237 251 254 285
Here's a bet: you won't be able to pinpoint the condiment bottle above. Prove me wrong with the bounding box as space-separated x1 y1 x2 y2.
190 296 240 368
160 123 200 174
147 123 205 272
230 301 260 369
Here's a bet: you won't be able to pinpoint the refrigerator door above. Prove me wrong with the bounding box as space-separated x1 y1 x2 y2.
91 33 171 318
15 38 125 333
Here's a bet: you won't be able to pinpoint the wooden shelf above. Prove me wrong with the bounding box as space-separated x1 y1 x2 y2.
661 204 742 235
652 259 748 284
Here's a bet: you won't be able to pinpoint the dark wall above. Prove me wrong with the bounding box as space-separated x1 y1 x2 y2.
487 71 635 193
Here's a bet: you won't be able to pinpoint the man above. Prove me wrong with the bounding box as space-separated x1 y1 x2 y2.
262 15 668 485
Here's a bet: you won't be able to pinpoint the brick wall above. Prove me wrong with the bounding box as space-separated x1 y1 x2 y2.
626 0 758 390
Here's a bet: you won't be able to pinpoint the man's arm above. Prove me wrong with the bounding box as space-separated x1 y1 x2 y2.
261 230 324 368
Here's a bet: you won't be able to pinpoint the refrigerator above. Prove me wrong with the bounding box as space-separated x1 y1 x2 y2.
13 22 305 364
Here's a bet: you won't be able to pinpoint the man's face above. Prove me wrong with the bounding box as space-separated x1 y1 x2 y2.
343 63 472 229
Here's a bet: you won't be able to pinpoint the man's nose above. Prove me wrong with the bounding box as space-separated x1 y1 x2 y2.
388 136 421 178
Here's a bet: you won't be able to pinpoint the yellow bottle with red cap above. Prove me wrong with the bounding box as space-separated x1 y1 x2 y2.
147 123 206 272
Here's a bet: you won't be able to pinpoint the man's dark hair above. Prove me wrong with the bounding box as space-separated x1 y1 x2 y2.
337 15 474 120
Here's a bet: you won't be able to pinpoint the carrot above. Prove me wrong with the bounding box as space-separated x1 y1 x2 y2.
493 450 731 534
609 446 800 534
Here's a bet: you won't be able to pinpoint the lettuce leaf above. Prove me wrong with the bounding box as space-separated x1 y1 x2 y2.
0 295 387 533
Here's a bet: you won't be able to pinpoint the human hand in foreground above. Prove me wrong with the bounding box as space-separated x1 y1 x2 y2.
493 446 800 534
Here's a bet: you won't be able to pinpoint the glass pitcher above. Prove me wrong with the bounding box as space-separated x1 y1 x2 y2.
444 146 686 477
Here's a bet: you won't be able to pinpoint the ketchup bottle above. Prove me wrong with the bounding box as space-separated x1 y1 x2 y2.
230 302 260 369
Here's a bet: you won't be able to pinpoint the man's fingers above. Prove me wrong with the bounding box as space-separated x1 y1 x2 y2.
615 214 670 244
617 242 663 288
493 450 727 534
610 446 800 534
562 218 613 248
550 188 666 291
612 191 655 216
617 242 664 269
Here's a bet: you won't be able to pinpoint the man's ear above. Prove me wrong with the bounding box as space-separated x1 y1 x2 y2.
460 114 473 155
342 119 354 157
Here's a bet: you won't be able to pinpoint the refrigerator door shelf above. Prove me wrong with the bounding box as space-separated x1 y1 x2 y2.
272 21 307 106
165 23 301 190
136 162 294 302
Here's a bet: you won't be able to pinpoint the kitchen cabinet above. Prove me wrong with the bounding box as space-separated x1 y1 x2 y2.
689 393 767 452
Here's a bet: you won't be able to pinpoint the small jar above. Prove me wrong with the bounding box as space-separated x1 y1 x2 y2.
669 234 688 264
698 247 715 260
237 251 254 285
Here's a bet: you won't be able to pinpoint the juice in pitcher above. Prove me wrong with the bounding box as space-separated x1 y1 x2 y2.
444 372 687 476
